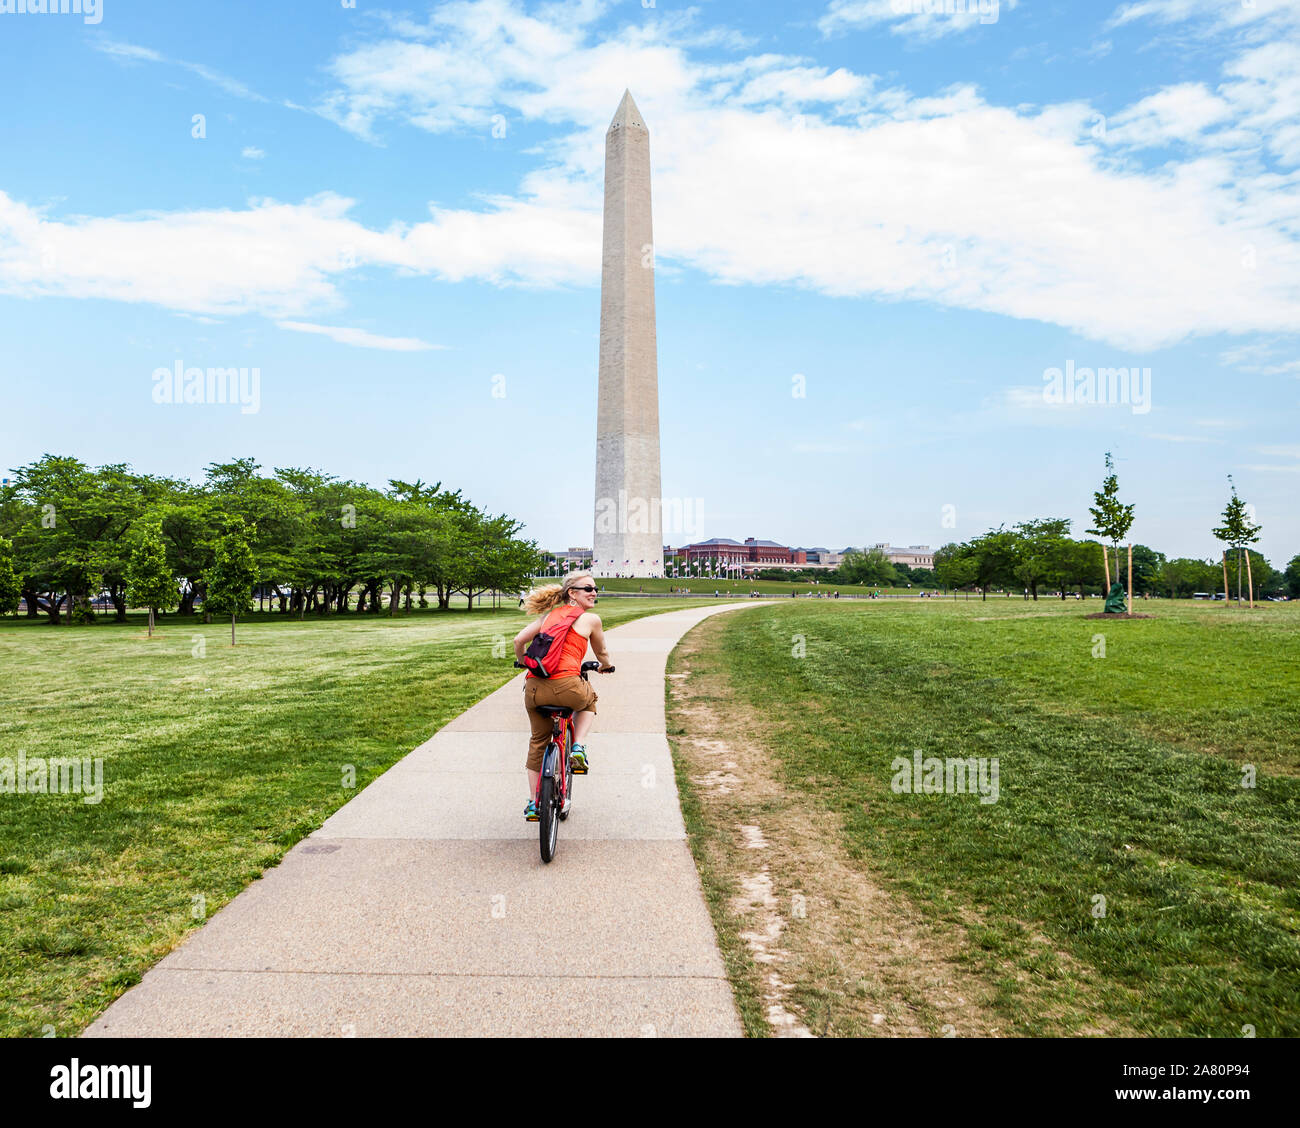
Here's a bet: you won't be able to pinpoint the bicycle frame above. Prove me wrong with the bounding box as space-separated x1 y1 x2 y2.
537 713 572 807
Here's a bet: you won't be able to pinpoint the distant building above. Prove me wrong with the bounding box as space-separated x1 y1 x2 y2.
872 543 935 569
545 547 593 568
671 537 803 566
744 537 801 565
794 546 834 565
671 537 750 565
662 538 932 571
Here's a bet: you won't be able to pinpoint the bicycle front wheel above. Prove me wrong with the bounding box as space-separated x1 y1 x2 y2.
539 773 559 863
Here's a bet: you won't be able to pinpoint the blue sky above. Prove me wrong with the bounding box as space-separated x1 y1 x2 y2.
2 0 1297 564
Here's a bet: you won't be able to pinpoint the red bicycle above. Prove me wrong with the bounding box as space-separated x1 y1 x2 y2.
516 659 610 862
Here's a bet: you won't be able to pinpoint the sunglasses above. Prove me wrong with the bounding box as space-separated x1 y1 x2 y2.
570 585 597 593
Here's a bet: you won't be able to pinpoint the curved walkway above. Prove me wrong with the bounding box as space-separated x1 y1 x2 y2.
86 602 757 1037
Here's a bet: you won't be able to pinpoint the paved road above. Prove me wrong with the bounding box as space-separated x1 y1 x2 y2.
86 602 756 1037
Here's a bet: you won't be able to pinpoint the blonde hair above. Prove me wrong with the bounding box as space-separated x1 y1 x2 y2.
522 570 594 616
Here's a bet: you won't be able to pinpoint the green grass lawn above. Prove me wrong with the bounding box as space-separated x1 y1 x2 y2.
673 598 1300 1036
0 599 671 1037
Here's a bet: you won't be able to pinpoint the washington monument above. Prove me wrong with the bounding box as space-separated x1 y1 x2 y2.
593 90 663 579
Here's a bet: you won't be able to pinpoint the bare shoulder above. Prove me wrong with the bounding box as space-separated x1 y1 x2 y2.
577 610 602 633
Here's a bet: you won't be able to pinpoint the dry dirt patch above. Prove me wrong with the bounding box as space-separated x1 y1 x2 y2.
669 617 1011 1038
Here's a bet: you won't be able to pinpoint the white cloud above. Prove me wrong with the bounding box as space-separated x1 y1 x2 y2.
1219 341 1300 376
1219 41 1300 165
241 147 266 160
1106 83 1234 148
5 0 1300 353
298 0 1300 350
820 0 1015 41
93 38 269 102
276 320 442 351
1099 41 1300 165
1 191 356 318
95 41 164 63
1106 0 1300 36
0 185 599 318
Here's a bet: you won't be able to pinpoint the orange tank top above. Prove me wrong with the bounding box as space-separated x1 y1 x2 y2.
536 604 589 679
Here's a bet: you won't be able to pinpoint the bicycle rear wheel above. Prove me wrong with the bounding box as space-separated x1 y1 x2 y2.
539 770 559 863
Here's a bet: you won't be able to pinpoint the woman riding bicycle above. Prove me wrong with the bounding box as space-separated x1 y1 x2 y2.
514 570 613 821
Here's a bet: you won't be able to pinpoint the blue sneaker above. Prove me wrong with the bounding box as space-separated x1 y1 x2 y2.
571 744 588 774
524 800 539 821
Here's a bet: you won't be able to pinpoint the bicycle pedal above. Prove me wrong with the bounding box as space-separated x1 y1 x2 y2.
572 764 588 775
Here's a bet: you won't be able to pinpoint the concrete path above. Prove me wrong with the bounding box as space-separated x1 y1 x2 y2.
86 602 756 1037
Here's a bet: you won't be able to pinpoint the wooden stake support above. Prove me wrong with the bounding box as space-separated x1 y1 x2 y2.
1103 545 1110 594
1127 543 1133 611
1246 549 1254 609
1222 551 1230 606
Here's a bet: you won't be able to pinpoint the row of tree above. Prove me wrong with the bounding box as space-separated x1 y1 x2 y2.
0 455 542 634
931 521 1296 601
876 455 1298 604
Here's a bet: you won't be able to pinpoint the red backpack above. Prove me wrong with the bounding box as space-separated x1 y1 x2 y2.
520 604 584 678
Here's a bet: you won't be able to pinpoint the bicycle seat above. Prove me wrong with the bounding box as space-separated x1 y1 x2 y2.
536 705 573 718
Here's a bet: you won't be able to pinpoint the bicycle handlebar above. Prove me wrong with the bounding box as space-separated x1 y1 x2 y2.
513 660 615 674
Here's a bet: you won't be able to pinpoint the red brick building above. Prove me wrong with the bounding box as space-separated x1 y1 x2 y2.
671 537 805 566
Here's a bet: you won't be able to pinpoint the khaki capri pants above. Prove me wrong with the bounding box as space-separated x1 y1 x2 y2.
523 676 598 772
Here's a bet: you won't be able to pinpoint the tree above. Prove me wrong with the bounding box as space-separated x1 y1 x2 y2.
1211 476 1262 607
205 459 305 609
95 464 163 621
1012 518 1071 600
840 547 896 587
125 520 178 637
1244 550 1277 598
934 542 978 594
1086 451 1136 603
0 535 20 616
970 528 1019 600
8 455 114 624
204 518 259 645
1128 544 1165 595
360 497 429 616
1159 557 1202 599
1285 555 1300 600
1048 537 1101 600
155 485 216 617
